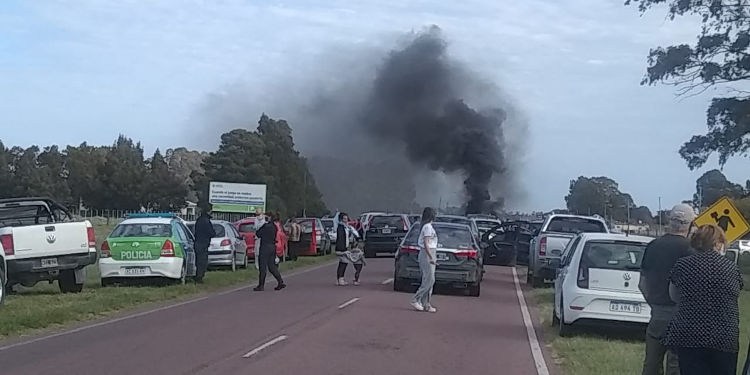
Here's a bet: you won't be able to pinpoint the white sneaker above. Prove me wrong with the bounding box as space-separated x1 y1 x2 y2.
353 280 360 286
337 278 348 286
410 301 424 311
426 306 437 313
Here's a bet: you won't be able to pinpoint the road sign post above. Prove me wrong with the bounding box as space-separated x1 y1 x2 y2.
693 196 750 244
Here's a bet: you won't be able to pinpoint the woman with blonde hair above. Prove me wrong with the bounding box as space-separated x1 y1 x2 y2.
663 224 743 375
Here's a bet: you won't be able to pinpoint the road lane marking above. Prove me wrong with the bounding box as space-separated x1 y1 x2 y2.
0 260 337 352
242 335 288 358
381 278 394 285
512 267 551 375
337 297 360 309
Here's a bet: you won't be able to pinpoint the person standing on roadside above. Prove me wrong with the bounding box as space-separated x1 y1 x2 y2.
663 224 742 375
335 213 365 286
411 207 438 313
254 212 286 291
193 207 216 284
639 204 695 375
288 218 301 261
253 207 266 270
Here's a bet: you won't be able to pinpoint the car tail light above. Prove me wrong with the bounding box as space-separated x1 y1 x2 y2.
87 227 96 247
456 247 478 259
220 239 232 247
539 237 547 256
161 239 175 257
1 234 14 256
577 265 589 289
100 240 111 258
400 245 419 254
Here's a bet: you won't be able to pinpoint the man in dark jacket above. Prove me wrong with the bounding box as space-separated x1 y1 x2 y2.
254 212 286 291
193 208 216 284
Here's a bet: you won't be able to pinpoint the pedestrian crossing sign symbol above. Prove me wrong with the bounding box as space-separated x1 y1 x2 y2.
693 196 750 244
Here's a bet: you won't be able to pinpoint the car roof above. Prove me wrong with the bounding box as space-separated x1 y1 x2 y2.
578 233 653 243
548 214 604 221
429 222 472 230
120 217 175 225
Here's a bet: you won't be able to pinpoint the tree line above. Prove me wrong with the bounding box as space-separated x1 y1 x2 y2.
0 114 327 218
566 171 750 224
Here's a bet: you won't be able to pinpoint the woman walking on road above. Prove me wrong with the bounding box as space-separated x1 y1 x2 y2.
335 212 365 286
253 212 286 292
664 224 742 375
411 207 438 313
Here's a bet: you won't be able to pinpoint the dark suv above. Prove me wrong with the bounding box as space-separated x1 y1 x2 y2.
364 214 410 258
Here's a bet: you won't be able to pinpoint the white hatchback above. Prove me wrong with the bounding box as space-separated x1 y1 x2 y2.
553 233 653 336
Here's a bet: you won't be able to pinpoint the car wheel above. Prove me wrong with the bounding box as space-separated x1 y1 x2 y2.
241 253 248 269
364 249 375 258
551 300 560 326
178 261 187 285
393 278 409 292
467 282 481 297
558 295 574 337
101 278 114 288
526 269 533 284
59 269 84 293
531 275 544 288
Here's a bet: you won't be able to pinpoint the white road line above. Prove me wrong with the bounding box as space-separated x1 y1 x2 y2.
337 297 360 309
0 260 337 352
381 278 394 285
512 267 551 375
242 335 288 358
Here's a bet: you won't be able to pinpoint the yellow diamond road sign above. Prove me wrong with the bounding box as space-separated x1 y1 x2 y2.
693 196 750 244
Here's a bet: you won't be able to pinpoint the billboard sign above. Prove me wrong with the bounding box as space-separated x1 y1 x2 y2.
209 182 266 213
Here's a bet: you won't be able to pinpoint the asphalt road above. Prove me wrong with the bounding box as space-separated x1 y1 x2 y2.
0 259 551 375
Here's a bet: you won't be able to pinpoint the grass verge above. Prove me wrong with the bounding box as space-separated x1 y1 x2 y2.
1 222 334 340
528 281 750 374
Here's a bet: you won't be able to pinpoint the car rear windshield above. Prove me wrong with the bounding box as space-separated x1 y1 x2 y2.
238 223 256 233
212 224 225 237
370 216 405 228
321 220 334 231
546 217 606 234
111 223 172 238
435 216 470 226
293 219 314 233
404 225 474 249
581 241 647 271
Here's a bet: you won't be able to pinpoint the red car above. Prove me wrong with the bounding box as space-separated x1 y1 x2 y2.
288 218 331 256
234 218 286 259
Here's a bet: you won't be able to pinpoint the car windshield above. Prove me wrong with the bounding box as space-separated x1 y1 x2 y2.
110 223 172 238
581 241 646 270
404 224 474 249
546 217 606 234
370 216 404 228
186 223 195 234
435 216 470 226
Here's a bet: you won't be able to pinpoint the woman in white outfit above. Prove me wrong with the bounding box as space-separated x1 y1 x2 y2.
411 207 438 313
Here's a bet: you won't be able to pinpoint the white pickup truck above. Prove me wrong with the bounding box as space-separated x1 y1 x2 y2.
0 197 98 294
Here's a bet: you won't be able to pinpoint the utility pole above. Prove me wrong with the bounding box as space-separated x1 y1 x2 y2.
658 196 662 236
626 201 631 236
302 170 307 217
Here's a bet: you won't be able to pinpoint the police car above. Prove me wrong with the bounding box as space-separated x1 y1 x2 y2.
99 213 196 286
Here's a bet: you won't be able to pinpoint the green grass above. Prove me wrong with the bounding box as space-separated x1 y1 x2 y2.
0 221 334 340
529 281 750 374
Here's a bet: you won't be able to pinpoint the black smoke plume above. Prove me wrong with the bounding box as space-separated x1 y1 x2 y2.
361 26 507 214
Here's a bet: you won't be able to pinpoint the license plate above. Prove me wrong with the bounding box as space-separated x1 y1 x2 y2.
123 267 149 276
382 229 392 234
609 302 641 313
436 253 449 261
40 258 58 268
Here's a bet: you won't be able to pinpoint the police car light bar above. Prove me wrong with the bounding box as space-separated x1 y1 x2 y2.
125 213 178 219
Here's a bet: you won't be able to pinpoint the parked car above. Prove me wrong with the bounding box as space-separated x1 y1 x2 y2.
527 214 609 288
553 233 652 336
99 213 196 286
234 217 286 260
393 222 483 296
187 220 247 271
288 218 331 256
0 241 6 305
730 235 750 254
480 220 537 266
364 214 411 258
359 212 386 238
321 218 337 244
435 215 480 243
0 197 98 294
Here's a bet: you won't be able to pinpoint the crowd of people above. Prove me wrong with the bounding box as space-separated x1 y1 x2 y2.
640 204 745 375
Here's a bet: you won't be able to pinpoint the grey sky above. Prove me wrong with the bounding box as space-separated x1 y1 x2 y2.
1 0 747 212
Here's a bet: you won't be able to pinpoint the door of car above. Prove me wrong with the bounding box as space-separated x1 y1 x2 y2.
554 235 581 316
174 221 196 277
